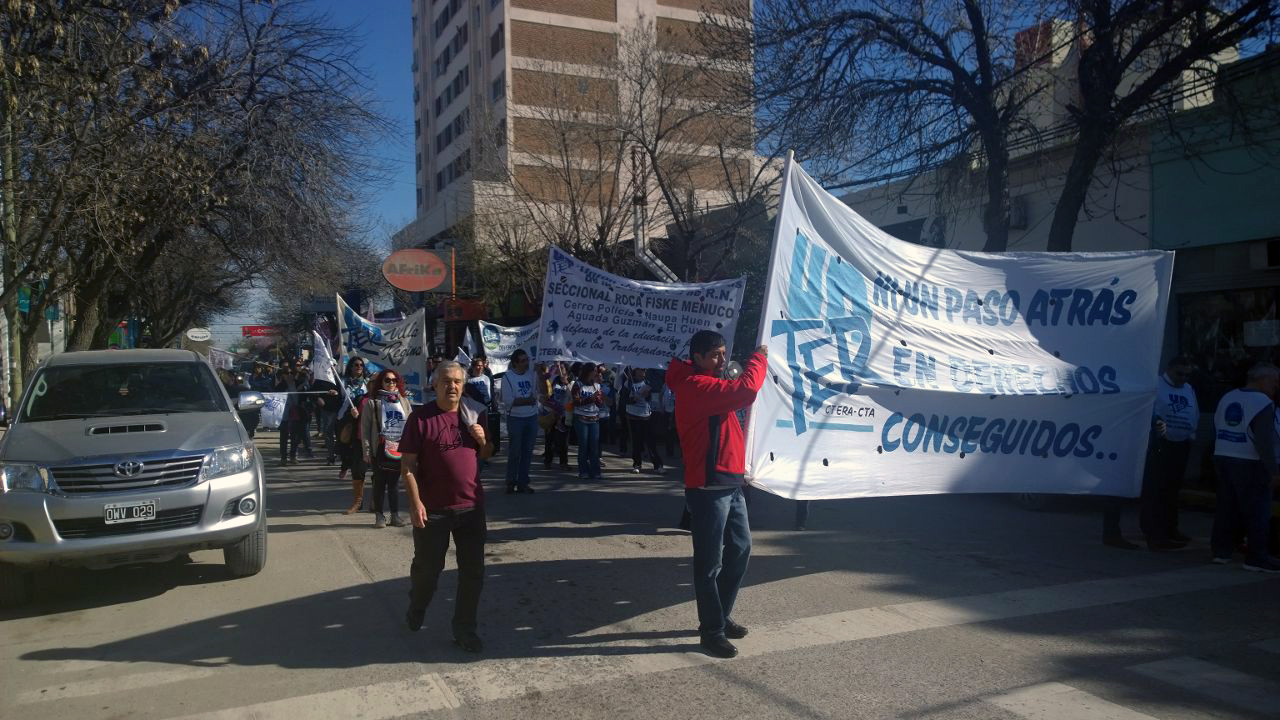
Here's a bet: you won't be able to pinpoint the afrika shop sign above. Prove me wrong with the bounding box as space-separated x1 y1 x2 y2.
383 248 452 293
241 325 280 337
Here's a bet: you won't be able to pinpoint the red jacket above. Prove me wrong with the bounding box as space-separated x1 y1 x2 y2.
666 351 768 489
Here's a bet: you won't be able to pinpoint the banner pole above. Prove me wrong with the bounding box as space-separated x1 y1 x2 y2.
745 150 795 482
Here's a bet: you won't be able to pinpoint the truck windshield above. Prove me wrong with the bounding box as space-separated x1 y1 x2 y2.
20 362 229 422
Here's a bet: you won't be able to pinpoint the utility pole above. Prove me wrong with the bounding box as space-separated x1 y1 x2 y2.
631 148 679 283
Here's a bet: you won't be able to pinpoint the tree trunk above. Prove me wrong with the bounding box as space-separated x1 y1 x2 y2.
980 138 1011 252
91 312 121 350
18 309 41 391
1046 126 1110 252
66 289 104 351
3 297 20 408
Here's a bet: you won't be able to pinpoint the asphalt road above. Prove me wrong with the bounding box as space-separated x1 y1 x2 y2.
2 429 1278 719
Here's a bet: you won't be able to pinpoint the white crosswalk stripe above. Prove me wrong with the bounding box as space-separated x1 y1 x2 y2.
167 672 460 720
987 682 1160 720
18 668 216 704
142 565 1272 718
1131 656 1280 716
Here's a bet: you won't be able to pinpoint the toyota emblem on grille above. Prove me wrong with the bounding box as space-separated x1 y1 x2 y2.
114 460 145 478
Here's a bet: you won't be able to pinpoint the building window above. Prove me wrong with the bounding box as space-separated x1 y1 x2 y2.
490 24 503 57
417 186 423 206
491 73 504 102
415 119 421 137
416 152 422 171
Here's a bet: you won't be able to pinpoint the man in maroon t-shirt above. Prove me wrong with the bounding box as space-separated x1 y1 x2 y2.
400 360 489 652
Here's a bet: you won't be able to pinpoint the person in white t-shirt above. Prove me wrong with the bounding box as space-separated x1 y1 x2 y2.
570 364 605 479
1210 362 1280 572
500 349 540 493
622 366 663 472
1140 356 1200 550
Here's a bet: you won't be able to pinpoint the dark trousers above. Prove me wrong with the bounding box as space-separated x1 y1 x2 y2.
488 410 502 452
279 418 305 460
1102 496 1133 540
628 414 662 468
1211 457 1273 564
794 500 811 529
372 466 400 515
618 412 630 453
686 486 751 640
409 506 486 634
237 410 260 439
600 411 617 446
319 410 338 454
1139 438 1191 542
652 412 676 455
336 417 366 479
299 412 313 452
544 425 568 466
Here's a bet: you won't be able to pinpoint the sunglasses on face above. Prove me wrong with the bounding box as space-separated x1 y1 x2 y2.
383 377 398 384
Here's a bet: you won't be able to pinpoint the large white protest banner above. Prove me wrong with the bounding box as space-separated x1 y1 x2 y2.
478 319 539 374
336 296 429 403
746 160 1174 500
537 246 745 368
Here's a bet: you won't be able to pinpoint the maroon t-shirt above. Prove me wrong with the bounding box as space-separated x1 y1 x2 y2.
398 403 485 511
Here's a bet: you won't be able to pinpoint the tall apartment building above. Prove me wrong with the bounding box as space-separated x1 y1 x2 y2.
395 0 753 252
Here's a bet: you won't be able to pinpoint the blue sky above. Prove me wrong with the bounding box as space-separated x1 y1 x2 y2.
210 1 415 347
319 0 417 242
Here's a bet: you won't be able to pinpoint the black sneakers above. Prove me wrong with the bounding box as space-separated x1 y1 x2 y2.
724 619 748 639
1242 558 1280 573
700 635 737 659
405 609 424 632
454 631 484 653
1103 537 1140 550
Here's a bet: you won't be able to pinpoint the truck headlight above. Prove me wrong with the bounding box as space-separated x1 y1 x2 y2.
0 463 50 493
200 444 254 481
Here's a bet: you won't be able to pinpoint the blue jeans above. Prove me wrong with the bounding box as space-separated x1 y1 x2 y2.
505 415 539 488
1211 457 1274 564
575 418 601 478
686 486 751 639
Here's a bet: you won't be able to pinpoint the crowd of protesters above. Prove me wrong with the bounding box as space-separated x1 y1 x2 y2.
238 329 1280 660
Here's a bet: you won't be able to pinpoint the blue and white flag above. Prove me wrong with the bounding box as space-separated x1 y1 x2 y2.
336 295 428 404
478 319 539 374
260 392 288 430
746 159 1175 500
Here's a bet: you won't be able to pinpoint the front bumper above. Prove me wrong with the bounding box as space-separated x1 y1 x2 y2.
0 468 264 569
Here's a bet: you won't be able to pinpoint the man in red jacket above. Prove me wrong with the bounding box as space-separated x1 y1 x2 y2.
667 330 768 659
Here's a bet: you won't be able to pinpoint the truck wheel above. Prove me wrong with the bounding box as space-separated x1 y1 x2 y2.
0 562 31 608
224 515 268 578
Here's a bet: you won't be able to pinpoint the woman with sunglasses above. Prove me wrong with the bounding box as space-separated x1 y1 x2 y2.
337 357 371 514
360 369 414 528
